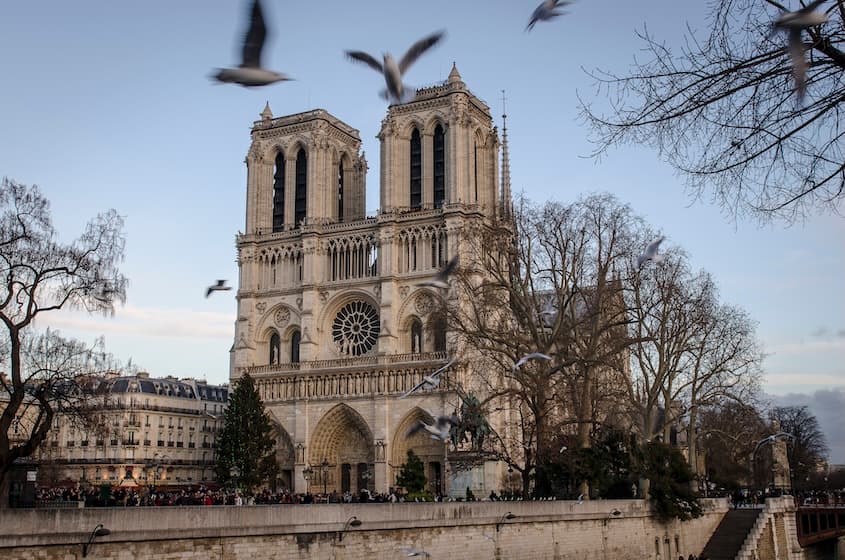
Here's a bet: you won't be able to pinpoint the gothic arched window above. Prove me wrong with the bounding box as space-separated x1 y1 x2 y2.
269 332 280 365
410 319 423 354
431 315 447 352
291 330 301 363
294 148 307 226
337 161 344 222
272 153 285 232
433 124 445 208
410 128 422 209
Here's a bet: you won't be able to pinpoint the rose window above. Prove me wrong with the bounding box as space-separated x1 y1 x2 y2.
332 301 380 356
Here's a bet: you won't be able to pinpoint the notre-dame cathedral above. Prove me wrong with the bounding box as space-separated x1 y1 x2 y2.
230 64 511 497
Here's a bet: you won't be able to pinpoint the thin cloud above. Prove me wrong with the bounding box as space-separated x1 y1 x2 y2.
35 304 234 340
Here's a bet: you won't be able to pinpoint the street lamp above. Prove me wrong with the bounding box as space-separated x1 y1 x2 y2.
338 516 363 541
752 432 795 494
496 512 516 532
303 465 313 493
230 466 241 491
321 458 330 497
81 523 110 557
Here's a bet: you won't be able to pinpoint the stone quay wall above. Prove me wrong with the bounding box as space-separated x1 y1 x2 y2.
0 498 729 560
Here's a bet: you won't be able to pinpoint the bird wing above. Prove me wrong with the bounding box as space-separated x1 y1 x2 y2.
400 378 428 398
346 51 384 73
435 256 459 282
406 421 430 438
646 236 665 257
526 3 545 30
205 286 213 298
241 0 267 68
429 358 457 379
216 280 227 287
398 31 446 74
788 29 807 100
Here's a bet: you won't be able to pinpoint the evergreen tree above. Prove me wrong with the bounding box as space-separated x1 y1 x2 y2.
396 450 427 493
215 373 279 494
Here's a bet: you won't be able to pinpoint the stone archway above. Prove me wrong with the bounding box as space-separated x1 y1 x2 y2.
309 404 374 495
273 424 295 491
391 408 447 495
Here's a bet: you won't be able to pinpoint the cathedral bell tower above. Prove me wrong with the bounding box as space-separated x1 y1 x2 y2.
230 66 508 498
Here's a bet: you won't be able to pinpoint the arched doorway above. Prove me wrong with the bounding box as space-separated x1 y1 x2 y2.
309 404 374 496
392 408 447 496
273 423 295 492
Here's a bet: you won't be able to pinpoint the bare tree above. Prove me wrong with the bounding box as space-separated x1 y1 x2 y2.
448 194 643 497
0 178 127 494
698 401 768 490
581 0 845 222
625 250 703 443
770 405 829 487
683 298 763 482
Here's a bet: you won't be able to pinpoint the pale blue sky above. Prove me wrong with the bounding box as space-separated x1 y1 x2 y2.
1 2 843 459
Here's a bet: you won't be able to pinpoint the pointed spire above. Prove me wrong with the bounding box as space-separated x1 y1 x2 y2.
500 90 512 220
447 62 462 84
260 101 273 121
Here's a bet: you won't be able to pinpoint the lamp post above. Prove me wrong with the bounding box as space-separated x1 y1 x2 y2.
321 458 330 497
230 466 241 492
751 432 795 495
496 512 516 532
303 465 313 494
81 523 110 558
338 516 363 542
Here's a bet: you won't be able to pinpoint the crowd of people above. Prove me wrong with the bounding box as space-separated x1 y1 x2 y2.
34 484 572 508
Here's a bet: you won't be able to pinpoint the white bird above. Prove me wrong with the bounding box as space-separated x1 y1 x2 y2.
771 0 829 101
416 256 458 290
401 359 456 398
400 546 431 558
526 0 573 31
407 415 460 442
345 30 446 103
576 493 583 504
211 0 292 87
636 236 665 268
205 280 232 298
513 352 552 370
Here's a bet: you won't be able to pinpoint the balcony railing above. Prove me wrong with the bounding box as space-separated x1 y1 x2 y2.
239 351 448 376
244 352 455 402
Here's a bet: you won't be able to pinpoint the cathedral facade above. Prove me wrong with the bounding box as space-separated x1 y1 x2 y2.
230 66 509 497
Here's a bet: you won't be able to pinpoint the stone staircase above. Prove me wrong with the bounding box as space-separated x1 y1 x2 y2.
700 508 763 560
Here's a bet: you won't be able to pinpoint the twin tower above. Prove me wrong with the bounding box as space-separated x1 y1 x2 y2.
230 65 511 497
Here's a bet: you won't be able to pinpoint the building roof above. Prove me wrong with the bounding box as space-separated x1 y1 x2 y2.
99 375 228 403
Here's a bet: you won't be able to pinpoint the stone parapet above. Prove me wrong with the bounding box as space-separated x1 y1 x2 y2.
0 499 729 559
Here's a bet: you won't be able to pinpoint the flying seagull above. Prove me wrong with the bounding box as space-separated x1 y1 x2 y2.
205 280 232 298
513 352 552 370
211 0 292 87
771 0 829 101
400 547 431 558
636 236 665 268
526 0 573 31
401 358 456 398
416 256 458 290
345 30 446 103
407 415 460 442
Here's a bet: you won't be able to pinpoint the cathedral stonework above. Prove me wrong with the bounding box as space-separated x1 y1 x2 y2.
230 65 507 496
